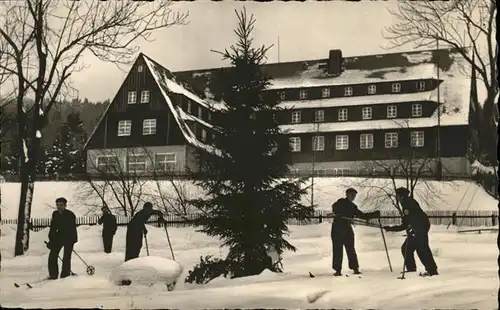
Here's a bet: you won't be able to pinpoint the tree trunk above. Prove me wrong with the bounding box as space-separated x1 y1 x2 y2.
14 165 35 256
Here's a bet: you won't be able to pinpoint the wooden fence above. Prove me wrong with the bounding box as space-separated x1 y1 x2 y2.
1 210 498 231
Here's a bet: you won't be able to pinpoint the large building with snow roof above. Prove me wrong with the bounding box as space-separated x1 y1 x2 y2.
84 48 474 178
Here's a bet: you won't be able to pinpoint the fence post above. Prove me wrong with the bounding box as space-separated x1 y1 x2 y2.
452 212 457 226
492 213 497 226
318 214 323 224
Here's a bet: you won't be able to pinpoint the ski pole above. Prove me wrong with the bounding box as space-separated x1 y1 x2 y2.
163 222 176 261
44 241 77 276
71 248 96 276
378 217 393 272
144 233 150 256
397 236 410 280
325 214 381 229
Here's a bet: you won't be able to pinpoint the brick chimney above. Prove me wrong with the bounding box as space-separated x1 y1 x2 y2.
328 49 343 75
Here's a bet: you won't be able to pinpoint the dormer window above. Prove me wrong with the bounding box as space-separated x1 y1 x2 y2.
138 65 143 72
187 101 192 113
208 111 212 121
368 85 376 95
299 90 307 100
392 83 401 93
322 88 330 98
344 87 353 96
201 129 207 142
417 81 426 91
198 106 203 119
279 91 286 100
128 91 137 104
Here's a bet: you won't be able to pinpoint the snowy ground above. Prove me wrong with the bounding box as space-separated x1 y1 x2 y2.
1 178 497 219
1 222 497 309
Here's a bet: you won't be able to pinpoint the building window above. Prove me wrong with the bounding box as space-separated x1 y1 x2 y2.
201 129 207 142
127 154 147 173
299 89 307 100
128 91 137 104
322 88 330 98
96 156 119 172
142 119 157 135
140 90 150 103
187 101 192 113
198 106 203 119
360 133 374 149
117 120 132 136
315 110 324 122
387 105 397 118
312 136 325 151
155 153 176 171
137 65 143 72
362 107 372 120
338 108 348 121
417 81 426 91
412 104 423 117
335 135 349 150
368 85 376 95
344 87 353 96
291 111 301 123
208 111 212 121
289 137 301 152
411 131 425 147
385 132 398 148
279 91 286 100
392 83 401 93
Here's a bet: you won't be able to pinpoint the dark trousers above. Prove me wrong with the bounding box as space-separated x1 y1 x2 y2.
125 229 143 262
401 233 438 272
48 243 74 278
102 233 114 253
331 225 359 272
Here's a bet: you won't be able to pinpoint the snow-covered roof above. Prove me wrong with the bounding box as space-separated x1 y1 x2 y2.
142 55 221 156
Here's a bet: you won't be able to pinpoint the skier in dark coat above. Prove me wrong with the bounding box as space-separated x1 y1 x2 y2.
125 202 164 261
329 188 380 276
383 187 438 277
98 205 117 254
46 197 78 279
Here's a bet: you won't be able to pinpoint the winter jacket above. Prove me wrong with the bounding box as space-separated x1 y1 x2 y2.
385 197 430 235
331 198 378 227
48 209 78 245
128 209 163 235
98 213 118 236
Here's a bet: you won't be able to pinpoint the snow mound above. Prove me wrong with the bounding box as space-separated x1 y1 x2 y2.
109 256 183 290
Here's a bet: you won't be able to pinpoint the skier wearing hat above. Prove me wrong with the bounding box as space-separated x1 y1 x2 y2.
330 188 380 276
46 197 78 279
98 204 117 254
383 187 438 277
125 202 164 261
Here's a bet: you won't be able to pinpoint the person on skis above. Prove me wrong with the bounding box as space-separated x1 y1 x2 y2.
98 205 117 254
329 188 380 276
125 202 164 261
383 187 438 277
46 197 78 279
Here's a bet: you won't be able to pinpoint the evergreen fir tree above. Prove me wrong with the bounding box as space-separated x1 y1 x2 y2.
185 9 314 284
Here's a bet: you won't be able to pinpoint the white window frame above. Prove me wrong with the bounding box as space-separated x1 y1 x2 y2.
387 105 397 118
96 155 119 172
368 85 377 95
137 65 143 72
127 154 147 173
127 91 137 104
412 103 423 117
279 91 286 100
201 129 207 142
117 120 132 136
289 137 301 152
322 88 330 98
335 135 349 150
360 133 374 149
291 111 301 123
142 119 157 135
155 153 176 171
344 87 353 96
411 131 425 147
315 110 324 122
338 108 348 121
362 107 372 120
299 89 307 100
392 83 401 93
187 101 192 113
417 81 426 91
140 90 150 103
198 106 203 119
312 136 325 151
385 132 398 148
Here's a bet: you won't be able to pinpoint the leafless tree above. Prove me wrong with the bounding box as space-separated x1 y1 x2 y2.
0 0 188 255
383 0 498 162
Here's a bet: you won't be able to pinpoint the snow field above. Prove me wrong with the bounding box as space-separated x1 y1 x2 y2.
0 221 497 308
1 178 497 219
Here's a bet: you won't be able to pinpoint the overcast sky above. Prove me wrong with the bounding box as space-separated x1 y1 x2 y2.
71 1 423 102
